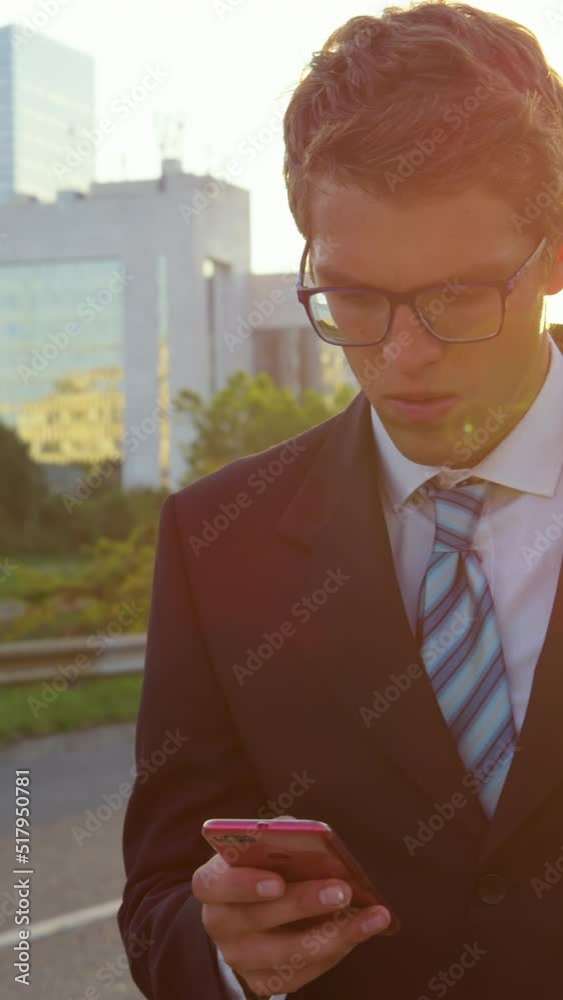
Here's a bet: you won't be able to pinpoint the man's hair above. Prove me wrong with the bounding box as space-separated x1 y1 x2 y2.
283 1 563 262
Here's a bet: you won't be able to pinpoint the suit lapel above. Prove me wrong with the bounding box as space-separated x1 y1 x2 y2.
276 393 487 842
480 558 563 862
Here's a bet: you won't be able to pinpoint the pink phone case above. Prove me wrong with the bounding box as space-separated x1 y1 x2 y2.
201 817 400 934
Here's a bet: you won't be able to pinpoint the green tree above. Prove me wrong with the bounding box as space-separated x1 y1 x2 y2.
176 371 356 482
1 373 356 639
0 422 46 533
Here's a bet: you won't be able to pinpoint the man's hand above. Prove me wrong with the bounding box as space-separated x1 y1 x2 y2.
192 854 391 997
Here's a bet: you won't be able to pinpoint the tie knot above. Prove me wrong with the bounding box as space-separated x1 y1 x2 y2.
427 476 488 552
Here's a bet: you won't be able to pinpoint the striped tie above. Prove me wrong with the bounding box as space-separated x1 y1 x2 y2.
416 478 517 816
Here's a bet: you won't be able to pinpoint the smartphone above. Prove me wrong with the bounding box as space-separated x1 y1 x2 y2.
201 817 400 934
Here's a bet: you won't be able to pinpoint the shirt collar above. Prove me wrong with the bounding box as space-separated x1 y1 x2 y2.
371 336 563 510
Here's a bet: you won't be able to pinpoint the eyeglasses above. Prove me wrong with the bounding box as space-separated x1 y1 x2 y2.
296 237 547 346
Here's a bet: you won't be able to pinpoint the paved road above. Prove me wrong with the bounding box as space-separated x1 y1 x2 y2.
0 724 145 1000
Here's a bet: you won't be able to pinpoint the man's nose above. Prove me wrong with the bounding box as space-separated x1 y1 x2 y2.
387 304 445 375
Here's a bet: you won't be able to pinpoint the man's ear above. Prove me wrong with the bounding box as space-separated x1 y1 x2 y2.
545 243 563 296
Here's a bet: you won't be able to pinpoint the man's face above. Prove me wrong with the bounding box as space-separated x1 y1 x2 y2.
309 183 563 468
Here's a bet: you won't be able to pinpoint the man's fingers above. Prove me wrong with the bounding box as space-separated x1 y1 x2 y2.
218 879 352 934
192 858 286 904
194 820 394 994
204 877 353 939
250 877 354 931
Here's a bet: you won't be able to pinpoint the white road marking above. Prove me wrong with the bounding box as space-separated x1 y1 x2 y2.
0 898 121 949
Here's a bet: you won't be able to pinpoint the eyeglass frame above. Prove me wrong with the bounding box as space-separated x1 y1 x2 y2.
296 235 548 346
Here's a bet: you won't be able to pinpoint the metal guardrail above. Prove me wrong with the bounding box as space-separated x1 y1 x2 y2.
0 633 147 686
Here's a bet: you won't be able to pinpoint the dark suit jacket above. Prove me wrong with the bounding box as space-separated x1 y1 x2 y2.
118 391 563 999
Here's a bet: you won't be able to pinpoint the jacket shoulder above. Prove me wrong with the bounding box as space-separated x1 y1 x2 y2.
171 408 346 519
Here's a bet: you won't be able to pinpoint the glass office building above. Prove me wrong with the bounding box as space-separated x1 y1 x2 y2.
0 165 250 490
0 25 95 203
0 258 125 467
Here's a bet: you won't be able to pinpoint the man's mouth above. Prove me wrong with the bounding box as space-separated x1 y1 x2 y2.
384 394 460 423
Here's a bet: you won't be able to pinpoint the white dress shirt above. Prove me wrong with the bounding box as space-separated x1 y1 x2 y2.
374 335 563 734
218 336 563 998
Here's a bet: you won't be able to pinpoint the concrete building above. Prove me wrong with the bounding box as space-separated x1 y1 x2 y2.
0 25 347 494
0 154 349 491
0 25 95 203
245 273 349 397
0 160 253 490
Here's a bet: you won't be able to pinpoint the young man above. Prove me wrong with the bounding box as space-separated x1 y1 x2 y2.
118 2 563 997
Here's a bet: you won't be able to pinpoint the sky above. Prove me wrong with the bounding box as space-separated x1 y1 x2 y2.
2 0 563 317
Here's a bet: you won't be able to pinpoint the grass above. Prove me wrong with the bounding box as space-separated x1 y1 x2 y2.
0 673 143 746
